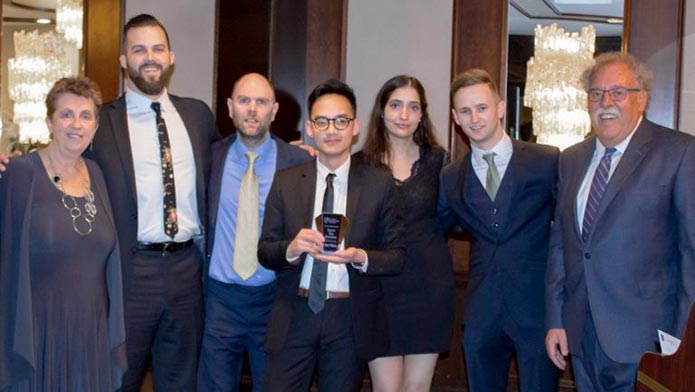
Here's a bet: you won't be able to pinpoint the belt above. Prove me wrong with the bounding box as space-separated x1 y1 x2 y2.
297 288 349 299
137 239 194 253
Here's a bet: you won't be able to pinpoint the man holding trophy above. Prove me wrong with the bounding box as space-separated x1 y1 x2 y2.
258 79 405 392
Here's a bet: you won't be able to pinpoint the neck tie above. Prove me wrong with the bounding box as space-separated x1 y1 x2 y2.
233 151 260 280
308 173 336 314
151 102 178 239
483 153 500 201
582 147 616 242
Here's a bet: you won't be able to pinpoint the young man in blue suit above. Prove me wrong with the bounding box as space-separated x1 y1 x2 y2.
258 80 405 392
545 52 695 391
197 73 312 391
439 68 559 391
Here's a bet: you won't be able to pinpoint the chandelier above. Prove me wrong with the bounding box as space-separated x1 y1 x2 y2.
8 31 73 144
56 0 84 49
524 23 596 150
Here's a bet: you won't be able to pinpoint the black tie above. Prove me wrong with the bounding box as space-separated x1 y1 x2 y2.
308 173 336 313
151 102 178 239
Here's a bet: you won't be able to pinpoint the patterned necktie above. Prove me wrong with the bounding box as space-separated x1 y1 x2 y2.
483 153 500 201
233 151 260 280
151 102 178 239
308 173 336 314
582 147 617 242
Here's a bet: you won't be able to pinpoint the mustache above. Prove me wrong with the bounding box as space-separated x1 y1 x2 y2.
595 109 619 117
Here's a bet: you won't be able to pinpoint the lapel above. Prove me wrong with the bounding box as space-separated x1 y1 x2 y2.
208 134 236 238
345 161 365 247
495 140 523 236
569 139 596 243
461 152 490 231
104 96 139 206
586 122 652 243
170 95 206 218
299 161 318 232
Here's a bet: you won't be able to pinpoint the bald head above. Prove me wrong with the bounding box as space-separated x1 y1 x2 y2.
228 73 279 148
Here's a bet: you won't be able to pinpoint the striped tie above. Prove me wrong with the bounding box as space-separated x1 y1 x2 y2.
582 147 616 241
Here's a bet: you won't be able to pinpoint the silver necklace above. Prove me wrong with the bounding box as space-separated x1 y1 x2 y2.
46 152 98 236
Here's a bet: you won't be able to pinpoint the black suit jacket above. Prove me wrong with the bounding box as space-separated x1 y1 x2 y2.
205 132 313 276
439 140 558 350
258 158 405 360
86 93 219 290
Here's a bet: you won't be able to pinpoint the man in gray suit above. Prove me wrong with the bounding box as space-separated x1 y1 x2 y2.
545 52 695 391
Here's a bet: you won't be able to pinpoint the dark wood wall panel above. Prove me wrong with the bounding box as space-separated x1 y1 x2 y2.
624 0 684 129
84 0 123 102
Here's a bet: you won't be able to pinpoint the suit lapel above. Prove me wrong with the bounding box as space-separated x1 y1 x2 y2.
208 134 235 244
300 162 318 230
496 141 523 236
345 161 365 247
570 139 596 243
105 97 139 206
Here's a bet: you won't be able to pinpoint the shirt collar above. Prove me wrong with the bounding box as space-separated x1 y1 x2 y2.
125 87 172 113
317 155 351 185
594 115 643 156
232 133 275 164
471 132 513 166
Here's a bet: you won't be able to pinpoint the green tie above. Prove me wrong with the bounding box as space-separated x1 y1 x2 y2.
483 153 500 201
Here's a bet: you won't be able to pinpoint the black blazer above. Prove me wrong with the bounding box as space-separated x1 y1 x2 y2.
86 94 219 290
439 139 559 351
258 158 405 360
204 132 313 276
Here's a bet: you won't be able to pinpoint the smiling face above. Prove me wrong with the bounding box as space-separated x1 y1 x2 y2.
120 25 175 98
451 83 506 151
228 73 279 147
588 61 647 148
306 94 360 170
383 86 422 141
47 93 98 157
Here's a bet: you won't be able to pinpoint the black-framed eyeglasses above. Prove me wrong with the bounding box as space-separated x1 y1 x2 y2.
310 117 354 131
587 87 642 102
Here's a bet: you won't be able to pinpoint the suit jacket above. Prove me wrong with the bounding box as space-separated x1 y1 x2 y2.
86 93 219 290
546 119 695 363
439 139 559 347
204 132 313 276
257 158 405 360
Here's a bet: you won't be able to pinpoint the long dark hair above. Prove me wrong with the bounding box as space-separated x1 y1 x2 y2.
362 75 439 170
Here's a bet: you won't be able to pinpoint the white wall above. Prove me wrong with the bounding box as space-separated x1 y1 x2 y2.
345 0 453 150
124 0 216 108
680 0 695 136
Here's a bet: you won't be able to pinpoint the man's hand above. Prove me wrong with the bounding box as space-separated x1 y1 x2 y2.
287 228 324 259
289 139 318 157
0 150 22 173
314 247 365 265
545 328 569 370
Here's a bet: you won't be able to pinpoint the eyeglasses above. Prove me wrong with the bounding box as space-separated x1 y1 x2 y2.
587 87 642 102
310 117 354 131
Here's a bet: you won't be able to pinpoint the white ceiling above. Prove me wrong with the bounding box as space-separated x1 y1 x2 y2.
508 0 624 36
2 0 54 21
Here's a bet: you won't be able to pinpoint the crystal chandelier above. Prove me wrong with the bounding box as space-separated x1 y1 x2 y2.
56 0 84 50
8 31 73 144
524 23 596 150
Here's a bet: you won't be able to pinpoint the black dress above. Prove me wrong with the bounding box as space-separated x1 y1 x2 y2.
355 147 455 355
0 153 126 391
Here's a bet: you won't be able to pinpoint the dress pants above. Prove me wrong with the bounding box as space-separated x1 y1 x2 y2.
121 245 204 392
462 304 558 392
264 297 364 392
198 278 275 392
572 311 638 392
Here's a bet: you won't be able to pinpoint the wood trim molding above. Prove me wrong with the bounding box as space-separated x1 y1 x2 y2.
84 0 123 102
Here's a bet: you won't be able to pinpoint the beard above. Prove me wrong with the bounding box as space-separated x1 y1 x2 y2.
127 61 174 96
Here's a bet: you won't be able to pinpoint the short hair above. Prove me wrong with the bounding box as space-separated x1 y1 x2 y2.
46 77 103 119
362 75 439 169
123 14 171 51
307 79 357 116
450 68 500 102
581 51 653 96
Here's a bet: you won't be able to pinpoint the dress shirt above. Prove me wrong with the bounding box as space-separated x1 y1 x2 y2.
126 88 201 243
470 132 514 187
209 136 278 286
575 117 642 231
298 157 352 293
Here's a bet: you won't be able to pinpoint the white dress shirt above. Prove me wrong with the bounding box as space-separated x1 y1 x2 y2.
470 133 514 187
575 117 643 232
125 88 201 243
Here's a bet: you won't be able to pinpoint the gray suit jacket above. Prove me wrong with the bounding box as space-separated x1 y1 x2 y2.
546 119 695 363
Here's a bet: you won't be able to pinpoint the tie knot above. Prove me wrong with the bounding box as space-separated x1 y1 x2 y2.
326 173 336 184
150 101 161 115
245 151 259 164
483 153 496 165
604 147 617 158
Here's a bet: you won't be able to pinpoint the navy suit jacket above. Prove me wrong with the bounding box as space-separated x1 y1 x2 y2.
204 132 313 276
439 139 559 349
86 94 219 290
257 158 406 360
546 119 695 363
